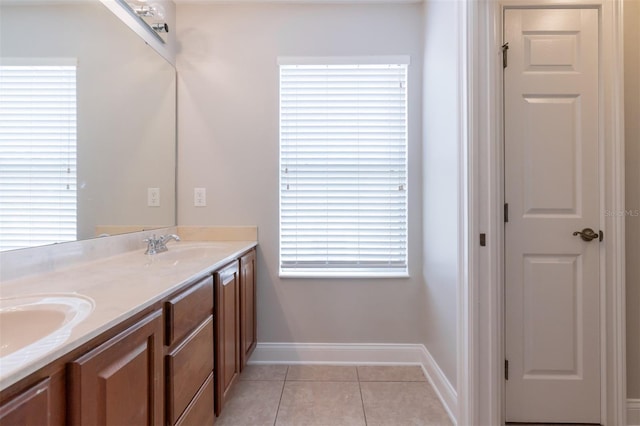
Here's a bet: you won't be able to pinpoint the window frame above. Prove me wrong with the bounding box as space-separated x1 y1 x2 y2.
278 56 410 279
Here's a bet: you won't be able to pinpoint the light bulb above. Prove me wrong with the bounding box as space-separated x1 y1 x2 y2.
150 3 165 20
134 5 154 17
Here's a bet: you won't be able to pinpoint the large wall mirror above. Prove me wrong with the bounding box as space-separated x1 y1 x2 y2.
0 0 176 252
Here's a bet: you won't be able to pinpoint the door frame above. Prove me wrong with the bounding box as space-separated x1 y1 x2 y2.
461 0 626 425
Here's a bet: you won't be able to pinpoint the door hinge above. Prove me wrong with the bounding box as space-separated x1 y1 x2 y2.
504 203 509 223
505 359 509 380
480 233 487 247
502 42 509 68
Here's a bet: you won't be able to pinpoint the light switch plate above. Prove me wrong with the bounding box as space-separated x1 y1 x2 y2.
147 187 160 207
194 187 206 207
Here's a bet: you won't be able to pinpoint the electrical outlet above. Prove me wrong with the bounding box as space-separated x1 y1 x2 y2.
194 187 206 207
147 187 160 207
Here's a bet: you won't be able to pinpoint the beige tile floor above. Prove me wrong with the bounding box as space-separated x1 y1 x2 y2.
216 365 453 426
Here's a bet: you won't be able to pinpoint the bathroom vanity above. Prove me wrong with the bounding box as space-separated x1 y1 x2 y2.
0 238 257 425
0 0 260 422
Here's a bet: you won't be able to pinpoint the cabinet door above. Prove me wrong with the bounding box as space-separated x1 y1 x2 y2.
240 249 257 369
0 378 53 426
67 311 163 426
214 261 240 416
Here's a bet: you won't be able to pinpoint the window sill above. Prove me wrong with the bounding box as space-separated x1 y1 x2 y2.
279 271 410 279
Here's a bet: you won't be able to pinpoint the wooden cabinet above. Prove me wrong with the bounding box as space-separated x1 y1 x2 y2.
214 261 240 416
0 378 57 426
0 245 256 425
165 275 214 426
165 276 214 347
175 373 214 426
166 318 214 425
239 249 257 370
67 310 163 426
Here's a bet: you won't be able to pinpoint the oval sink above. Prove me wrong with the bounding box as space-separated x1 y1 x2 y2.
0 294 94 372
143 243 227 267
0 309 67 357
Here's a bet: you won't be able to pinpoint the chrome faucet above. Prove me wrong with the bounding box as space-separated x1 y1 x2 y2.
144 234 180 255
159 234 180 248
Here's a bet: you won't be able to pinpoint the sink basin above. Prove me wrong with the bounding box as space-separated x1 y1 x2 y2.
0 294 94 372
143 242 228 266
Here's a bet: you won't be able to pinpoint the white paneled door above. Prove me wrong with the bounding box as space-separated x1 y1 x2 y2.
504 8 601 423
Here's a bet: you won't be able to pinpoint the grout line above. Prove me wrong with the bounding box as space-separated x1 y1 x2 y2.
284 365 360 382
273 366 288 426
356 366 370 426
243 365 432 426
280 379 359 382
358 379 428 382
356 366 369 425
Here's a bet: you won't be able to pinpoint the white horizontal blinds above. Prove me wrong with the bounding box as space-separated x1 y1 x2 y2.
280 63 408 274
0 64 77 251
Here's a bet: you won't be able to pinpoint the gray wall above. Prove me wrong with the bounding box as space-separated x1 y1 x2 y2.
420 0 462 387
176 3 431 346
625 0 640 400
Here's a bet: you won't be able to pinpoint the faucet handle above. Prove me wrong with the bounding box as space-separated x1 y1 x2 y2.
160 234 181 243
144 235 158 255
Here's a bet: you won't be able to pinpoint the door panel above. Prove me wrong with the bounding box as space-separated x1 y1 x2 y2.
522 95 580 215
523 254 581 377
526 35 578 70
504 8 600 423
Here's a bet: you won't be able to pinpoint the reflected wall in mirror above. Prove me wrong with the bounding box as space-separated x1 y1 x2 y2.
0 0 176 251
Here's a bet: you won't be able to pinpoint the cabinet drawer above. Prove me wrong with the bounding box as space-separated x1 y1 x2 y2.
175 373 215 426
165 276 214 346
166 316 214 424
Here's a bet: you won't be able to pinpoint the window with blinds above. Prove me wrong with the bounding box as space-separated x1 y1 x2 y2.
0 63 77 251
279 59 408 277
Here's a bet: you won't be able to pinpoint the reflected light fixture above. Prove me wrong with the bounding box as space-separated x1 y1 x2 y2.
130 2 169 34
134 5 154 17
152 23 169 33
121 0 169 38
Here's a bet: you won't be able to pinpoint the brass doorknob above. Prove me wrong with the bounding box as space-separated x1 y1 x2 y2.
572 228 600 242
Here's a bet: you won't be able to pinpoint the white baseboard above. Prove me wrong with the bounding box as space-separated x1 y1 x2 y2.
249 342 457 425
628 399 640 426
417 344 458 424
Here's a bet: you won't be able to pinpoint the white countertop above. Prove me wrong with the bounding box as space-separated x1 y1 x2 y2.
0 240 256 391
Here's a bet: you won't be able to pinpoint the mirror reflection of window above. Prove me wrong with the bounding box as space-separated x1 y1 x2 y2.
0 61 77 251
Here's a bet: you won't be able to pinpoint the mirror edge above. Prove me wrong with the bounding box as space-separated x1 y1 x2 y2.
0 0 178 252
99 0 176 66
